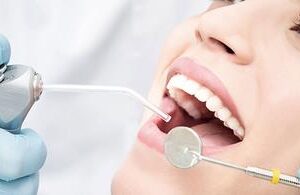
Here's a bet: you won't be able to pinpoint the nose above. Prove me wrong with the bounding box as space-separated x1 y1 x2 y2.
196 4 254 65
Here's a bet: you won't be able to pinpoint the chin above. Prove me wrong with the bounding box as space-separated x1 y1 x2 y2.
112 142 169 195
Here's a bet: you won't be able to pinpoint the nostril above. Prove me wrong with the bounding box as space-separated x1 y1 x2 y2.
209 38 235 55
224 44 235 54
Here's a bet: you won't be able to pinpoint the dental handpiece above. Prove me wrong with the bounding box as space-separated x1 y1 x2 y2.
0 64 171 132
164 127 300 189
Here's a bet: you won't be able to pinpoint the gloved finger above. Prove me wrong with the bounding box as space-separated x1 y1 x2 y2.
0 173 39 195
0 128 47 181
0 34 11 65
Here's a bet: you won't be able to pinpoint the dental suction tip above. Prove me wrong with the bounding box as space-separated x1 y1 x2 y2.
42 84 172 122
164 115 172 123
153 108 171 122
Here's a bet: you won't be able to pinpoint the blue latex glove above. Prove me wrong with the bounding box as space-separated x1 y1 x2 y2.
0 35 10 65
0 34 47 195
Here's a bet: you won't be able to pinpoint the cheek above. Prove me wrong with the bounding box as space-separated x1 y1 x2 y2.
257 57 300 132
261 93 300 127
157 17 199 75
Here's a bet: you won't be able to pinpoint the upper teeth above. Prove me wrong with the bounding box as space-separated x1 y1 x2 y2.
167 74 245 140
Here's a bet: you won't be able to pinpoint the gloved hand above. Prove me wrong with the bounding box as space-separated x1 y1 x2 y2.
0 34 47 195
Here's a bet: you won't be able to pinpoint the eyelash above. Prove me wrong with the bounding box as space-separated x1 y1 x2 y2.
291 18 300 34
214 0 300 34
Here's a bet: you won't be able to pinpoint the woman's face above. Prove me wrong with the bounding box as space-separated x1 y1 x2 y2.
113 0 300 194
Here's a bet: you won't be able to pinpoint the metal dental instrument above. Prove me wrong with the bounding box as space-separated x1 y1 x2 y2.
164 126 300 188
0 64 171 132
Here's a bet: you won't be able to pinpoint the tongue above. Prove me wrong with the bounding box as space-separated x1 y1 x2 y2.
192 122 239 148
159 96 240 154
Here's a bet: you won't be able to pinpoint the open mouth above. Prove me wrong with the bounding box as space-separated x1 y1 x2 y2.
161 74 244 154
138 58 244 156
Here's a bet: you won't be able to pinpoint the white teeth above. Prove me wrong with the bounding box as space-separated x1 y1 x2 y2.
179 101 202 119
168 88 177 99
182 79 201 95
234 126 245 140
167 74 245 140
168 85 201 120
167 74 187 90
215 107 231 121
226 117 240 131
206 96 223 112
195 87 213 102
224 117 245 140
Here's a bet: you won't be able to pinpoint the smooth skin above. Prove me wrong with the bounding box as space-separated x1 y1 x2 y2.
113 1 300 194
0 34 47 195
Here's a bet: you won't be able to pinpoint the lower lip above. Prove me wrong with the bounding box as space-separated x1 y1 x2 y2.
137 117 167 154
137 97 173 154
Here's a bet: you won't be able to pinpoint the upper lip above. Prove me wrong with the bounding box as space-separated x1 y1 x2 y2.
166 57 243 127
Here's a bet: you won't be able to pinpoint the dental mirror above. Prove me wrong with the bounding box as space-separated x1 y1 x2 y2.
164 127 300 188
164 126 202 169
